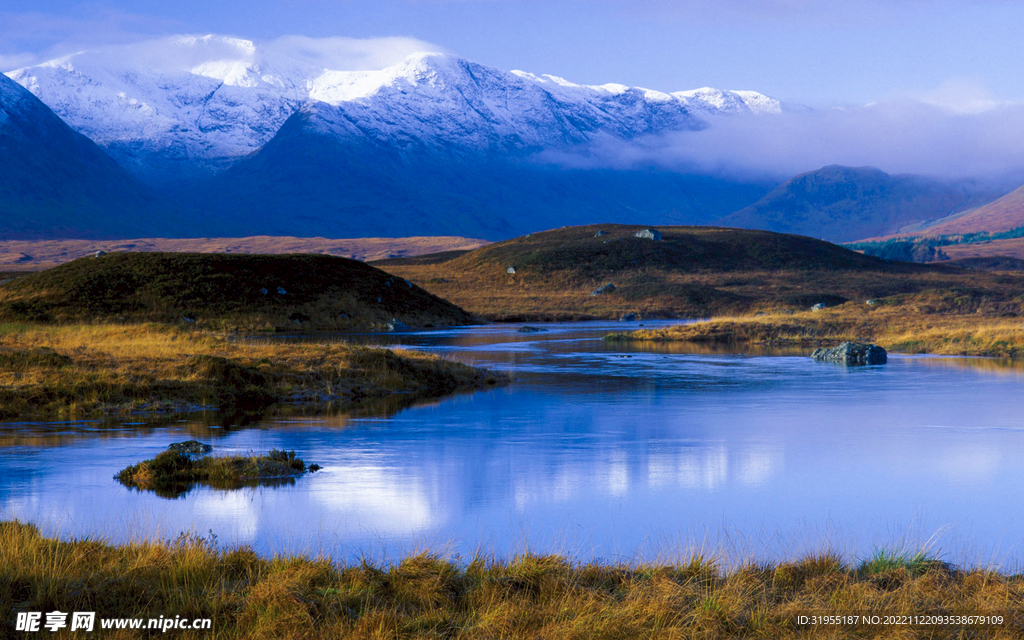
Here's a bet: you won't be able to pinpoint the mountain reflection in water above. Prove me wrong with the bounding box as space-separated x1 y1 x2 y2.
2 322 1023 567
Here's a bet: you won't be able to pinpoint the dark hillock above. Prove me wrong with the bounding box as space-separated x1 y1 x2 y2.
375 224 996 321
436 224 912 275
0 252 475 330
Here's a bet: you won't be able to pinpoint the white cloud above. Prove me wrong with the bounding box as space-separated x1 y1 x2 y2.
918 77 1003 114
266 35 446 71
539 94 1024 181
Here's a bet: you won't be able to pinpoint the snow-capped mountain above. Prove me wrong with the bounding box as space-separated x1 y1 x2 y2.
6 35 781 185
0 72 186 239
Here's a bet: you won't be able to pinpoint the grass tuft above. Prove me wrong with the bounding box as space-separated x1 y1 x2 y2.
1 521 1021 638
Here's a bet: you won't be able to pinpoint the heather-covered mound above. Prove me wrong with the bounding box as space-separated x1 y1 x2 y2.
376 224 945 320
0 252 475 331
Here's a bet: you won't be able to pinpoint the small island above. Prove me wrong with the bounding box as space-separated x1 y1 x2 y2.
115 443 320 498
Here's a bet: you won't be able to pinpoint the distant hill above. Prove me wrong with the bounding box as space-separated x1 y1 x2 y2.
0 235 490 272
0 74 186 240
375 224 933 320
718 165 997 242
0 253 475 330
915 183 1024 236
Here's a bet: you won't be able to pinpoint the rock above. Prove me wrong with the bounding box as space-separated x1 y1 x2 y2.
811 342 887 365
506 266 516 274
259 287 268 295
591 283 616 296
811 303 827 311
619 313 637 322
182 314 196 323
633 228 662 241
168 440 212 454
594 230 607 237
517 325 547 333
866 299 878 306
405 279 414 288
308 464 321 472
276 286 287 295
386 318 410 332
94 250 107 258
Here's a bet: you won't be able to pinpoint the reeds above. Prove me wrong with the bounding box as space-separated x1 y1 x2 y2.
613 305 1024 357
1 520 1021 638
0 323 506 419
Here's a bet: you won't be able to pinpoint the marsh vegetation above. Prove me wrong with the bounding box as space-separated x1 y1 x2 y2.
0 323 505 420
1 520 1019 639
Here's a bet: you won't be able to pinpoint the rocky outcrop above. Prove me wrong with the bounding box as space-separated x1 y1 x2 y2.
386 318 411 332
634 228 662 241
168 440 212 454
811 342 887 365
591 283 616 295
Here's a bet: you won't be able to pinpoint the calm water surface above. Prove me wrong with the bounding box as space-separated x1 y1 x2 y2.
3 321 1024 567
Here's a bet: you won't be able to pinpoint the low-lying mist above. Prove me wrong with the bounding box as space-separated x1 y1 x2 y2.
538 98 1024 186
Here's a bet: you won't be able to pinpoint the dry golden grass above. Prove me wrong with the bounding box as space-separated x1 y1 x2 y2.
611 304 1024 357
375 225 1024 324
0 323 505 419
2 521 1021 639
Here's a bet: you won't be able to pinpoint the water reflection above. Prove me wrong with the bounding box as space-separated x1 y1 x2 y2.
2 322 1024 567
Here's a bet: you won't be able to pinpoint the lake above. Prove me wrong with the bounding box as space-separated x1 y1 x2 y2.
3 321 1024 568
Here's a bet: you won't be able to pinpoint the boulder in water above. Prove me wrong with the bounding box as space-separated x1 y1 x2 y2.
811 342 887 365
167 440 213 454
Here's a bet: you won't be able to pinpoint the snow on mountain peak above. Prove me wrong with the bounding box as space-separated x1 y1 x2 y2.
4 35 783 181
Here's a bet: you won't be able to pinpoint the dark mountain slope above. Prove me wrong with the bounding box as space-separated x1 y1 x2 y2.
718 165 998 242
185 106 773 240
0 74 189 239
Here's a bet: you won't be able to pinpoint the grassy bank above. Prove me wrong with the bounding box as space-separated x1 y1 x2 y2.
115 447 318 498
375 225 1024 326
1 520 1021 639
608 304 1024 357
0 323 505 420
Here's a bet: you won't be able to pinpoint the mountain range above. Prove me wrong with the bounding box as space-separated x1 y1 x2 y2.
0 73 187 239
2 35 1018 242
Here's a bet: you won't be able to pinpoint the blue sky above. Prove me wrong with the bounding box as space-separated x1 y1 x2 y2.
2 0 1024 106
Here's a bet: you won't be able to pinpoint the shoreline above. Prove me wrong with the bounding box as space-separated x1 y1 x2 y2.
2 519 1020 639
606 307 1024 358
0 323 507 421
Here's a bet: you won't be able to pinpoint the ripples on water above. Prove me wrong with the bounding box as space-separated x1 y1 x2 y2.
3 321 1024 568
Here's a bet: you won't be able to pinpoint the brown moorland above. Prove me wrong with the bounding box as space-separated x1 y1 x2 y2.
375 224 1024 356
2 520 1021 639
0 323 504 420
0 235 489 272
918 183 1024 236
